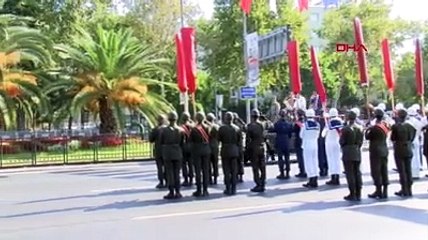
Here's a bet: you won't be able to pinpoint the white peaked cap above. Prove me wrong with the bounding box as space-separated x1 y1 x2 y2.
329 108 338 117
377 103 386 111
395 103 404 110
411 104 420 111
306 109 316 118
350 108 360 117
407 107 417 116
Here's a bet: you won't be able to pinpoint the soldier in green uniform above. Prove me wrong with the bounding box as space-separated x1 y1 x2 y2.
365 108 390 199
160 111 185 200
218 112 242 195
180 112 194 186
233 113 246 182
247 109 266 193
190 112 211 197
340 110 364 201
149 114 167 189
206 113 219 185
391 109 416 197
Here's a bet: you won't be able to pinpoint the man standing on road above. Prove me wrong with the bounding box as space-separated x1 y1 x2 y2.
247 109 266 193
323 108 343 186
270 109 293 180
218 112 242 195
301 109 320 188
206 113 220 185
180 112 194 187
294 109 307 178
190 112 211 197
233 113 246 182
391 109 416 197
160 112 185 200
406 107 425 180
365 108 390 199
340 110 364 201
149 114 167 189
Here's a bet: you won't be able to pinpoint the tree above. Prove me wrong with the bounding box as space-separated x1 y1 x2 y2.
46 26 174 133
0 14 51 130
318 0 425 106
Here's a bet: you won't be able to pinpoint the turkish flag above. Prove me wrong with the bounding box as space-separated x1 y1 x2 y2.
298 0 309 12
381 39 395 92
175 33 187 93
181 27 197 94
287 40 302 94
240 0 253 14
310 46 327 105
353 17 369 86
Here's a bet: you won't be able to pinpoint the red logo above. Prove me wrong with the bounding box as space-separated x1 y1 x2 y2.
336 43 368 53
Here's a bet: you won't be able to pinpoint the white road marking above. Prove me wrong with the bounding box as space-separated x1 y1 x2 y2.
91 186 153 193
132 202 297 220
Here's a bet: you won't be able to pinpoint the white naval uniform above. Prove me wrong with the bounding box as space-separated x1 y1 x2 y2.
322 117 344 175
293 95 307 111
300 119 320 178
406 116 427 178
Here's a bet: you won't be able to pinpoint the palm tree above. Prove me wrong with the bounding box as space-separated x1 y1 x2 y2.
0 14 51 130
47 25 174 134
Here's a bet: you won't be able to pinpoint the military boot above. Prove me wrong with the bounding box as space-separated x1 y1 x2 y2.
344 191 357 201
355 188 362 201
192 186 202 197
213 176 218 185
326 175 339 185
181 178 189 187
303 177 318 188
251 185 264 193
381 185 388 199
223 186 232 196
174 189 183 199
231 185 237 195
284 171 290 180
202 188 209 197
163 188 175 200
368 185 382 199
276 171 286 180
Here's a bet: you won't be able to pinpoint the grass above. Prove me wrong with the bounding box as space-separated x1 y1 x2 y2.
0 140 153 168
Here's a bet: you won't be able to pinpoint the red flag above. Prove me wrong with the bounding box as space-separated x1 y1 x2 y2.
298 0 309 12
310 46 327 104
240 0 253 14
181 27 197 94
381 39 395 92
287 40 302 94
353 17 369 86
415 38 424 96
175 33 187 93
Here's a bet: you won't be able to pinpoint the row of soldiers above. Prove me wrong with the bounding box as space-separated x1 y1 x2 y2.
149 102 427 201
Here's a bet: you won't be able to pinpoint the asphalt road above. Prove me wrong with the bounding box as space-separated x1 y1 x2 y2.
0 151 428 240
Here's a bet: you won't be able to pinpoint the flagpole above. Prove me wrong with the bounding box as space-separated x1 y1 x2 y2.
243 12 251 123
180 0 189 114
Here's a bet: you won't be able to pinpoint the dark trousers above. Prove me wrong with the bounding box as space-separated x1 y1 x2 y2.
369 156 389 186
237 148 245 175
277 149 290 173
209 149 219 180
182 151 193 181
296 146 305 174
395 157 413 193
155 157 165 183
318 138 328 171
222 157 238 190
165 159 181 190
194 154 210 190
343 160 362 194
251 148 266 187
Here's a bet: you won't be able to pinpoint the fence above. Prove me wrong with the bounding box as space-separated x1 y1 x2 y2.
0 130 153 168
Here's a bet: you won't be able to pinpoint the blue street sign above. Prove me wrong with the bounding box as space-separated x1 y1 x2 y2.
240 86 256 100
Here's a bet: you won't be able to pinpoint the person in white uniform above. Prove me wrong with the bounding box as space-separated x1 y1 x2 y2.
293 93 307 111
322 108 344 185
406 107 426 179
300 109 320 188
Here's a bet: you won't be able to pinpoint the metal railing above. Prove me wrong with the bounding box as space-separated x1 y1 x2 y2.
0 130 153 168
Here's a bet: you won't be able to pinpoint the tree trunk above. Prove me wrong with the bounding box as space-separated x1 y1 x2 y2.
16 108 26 131
98 97 117 134
0 114 5 131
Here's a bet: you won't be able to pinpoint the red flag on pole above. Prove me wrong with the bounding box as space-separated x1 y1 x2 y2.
298 0 309 12
353 17 369 86
175 33 187 93
381 39 395 92
240 0 253 14
181 27 197 94
310 46 327 105
287 40 302 94
415 38 424 96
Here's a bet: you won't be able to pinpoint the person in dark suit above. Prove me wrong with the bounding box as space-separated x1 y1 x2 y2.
340 110 364 201
391 109 416 197
206 113 220 185
149 114 167 189
180 112 194 187
247 109 266 192
190 112 211 197
160 111 185 199
365 108 390 199
233 113 246 182
218 112 242 195
294 109 307 178
270 109 293 179
317 112 328 177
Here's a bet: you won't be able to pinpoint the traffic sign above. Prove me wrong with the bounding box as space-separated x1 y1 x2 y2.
240 86 256 100
258 26 291 65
